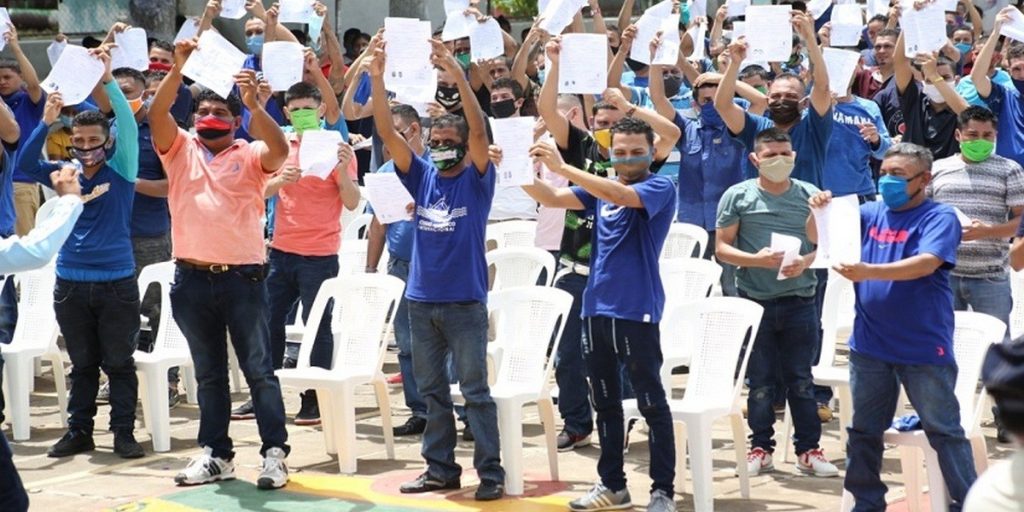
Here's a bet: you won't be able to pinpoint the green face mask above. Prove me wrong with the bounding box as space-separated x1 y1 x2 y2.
290 108 321 134
755 85 768 95
961 138 995 162
456 52 471 70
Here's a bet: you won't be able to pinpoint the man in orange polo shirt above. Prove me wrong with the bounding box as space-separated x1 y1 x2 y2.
147 39 291 490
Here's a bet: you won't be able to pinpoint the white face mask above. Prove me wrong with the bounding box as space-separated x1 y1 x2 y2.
758 155 795 183
922 83 948 104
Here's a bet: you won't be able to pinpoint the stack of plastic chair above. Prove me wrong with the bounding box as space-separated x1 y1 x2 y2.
881 311 1004 512
660 222 710 261
0 268 62 441
339 192 367 233
275 273 404 474
485 220 538 249
450 287 573 496
342 212 373 241
487 247 556 290
1009 270 1024 339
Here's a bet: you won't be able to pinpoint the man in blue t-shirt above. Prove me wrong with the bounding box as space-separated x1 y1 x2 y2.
524 117 678 512
0 23 45 237
970 7 1024 168
810 143 977 511
368 40 505 502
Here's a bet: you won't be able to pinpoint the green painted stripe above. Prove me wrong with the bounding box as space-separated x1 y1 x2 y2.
163 480 423 512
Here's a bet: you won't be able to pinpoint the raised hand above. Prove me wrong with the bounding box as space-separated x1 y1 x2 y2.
234 70 260 110
174 39 198 70
50 164 82 198
43 93 65 126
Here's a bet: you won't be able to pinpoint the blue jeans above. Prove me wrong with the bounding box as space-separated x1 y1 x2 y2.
950 274 1012 343
0 433 27 511
170 265 289 460
584 316 675 494
55 277 140 434
267 249 339 370
408 300 503 483
744 294 821 454
845 351 977 512
389 258 425 417
553 272 593 436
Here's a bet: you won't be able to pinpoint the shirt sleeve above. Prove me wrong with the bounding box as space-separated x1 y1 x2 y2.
1004 161 1024 209
0 195 83 274
570 185 597 212
867 102 892 159
397 152 427 196
633 175 676 218
916 207 961 268
106 80 139 182
806 104 833 152
734 111 771 150
15 121 61 185
716 185 741 229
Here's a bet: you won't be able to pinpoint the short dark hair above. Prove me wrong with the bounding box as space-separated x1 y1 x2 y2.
284 81 322 107
431 113 468 143
495 15 511 35
149 39 173 53
144 70 167 87
72 110 111 136
194 88 242 117
739 65 769 82
391 104 420 128
754 127 792 149
112 67 146 87
491 77 524 100
935 55 956 71
0 59 20 74
868 14 888 25
606 23 621 35
875 28 901 41
1007 43 1024 64
773 72 805 90
592 100 618 117
610 117 654 147
343 27 362 46
958 105 998 129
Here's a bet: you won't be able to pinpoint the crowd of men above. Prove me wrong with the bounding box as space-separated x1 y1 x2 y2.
1 0 1024 510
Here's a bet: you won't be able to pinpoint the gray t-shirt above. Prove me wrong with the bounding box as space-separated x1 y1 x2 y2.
928 154 1024 278
717 178 819 300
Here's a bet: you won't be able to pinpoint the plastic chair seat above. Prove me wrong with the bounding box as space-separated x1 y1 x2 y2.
277 367 373 387
811 365 850 387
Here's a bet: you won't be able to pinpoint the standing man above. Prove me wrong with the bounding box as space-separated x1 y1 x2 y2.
812 143 978 511
1 22 45 235
525 117 678 512
368 39 505 501
971 6 1024 167
149 40 291 490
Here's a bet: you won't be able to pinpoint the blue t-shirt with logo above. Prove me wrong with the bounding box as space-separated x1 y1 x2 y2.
132 120 170 237
572 174 676 323
979 82 1024 168
735 107 833 188
851 200 960 366
399 154 495 303
826 97 891 196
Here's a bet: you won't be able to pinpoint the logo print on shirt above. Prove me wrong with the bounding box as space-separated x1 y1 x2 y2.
600 204 624 218
417 196 467 233
937 346 945 357
868 226 909 246
81 183 110 204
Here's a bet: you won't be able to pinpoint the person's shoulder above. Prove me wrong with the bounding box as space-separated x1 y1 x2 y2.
791 179 820 196
931 154 964 173
723 178 757 197
921 200 959 221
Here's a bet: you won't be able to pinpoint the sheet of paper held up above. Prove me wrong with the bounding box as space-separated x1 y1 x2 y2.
298 130 343 179
111 27 150 72
539 0 587 35
688 23 707 61
442 12 476 41
182 31 247 99
491 116 537 187
823 47 861 96
807 0 831 19
1001 8 1024 44
810 195 861 269
653 16 682 66
221 0 247 19
261 42 305 91
0 9 12 52
727 0 749 17
867 0 890 17
41 45 106 106
364 173 416 224
470 18 505 63
47 40 67 67
830 3 864 47
445 0 470 14
174 17 203 43
558 34 608 94
900 0 947 57
746 6 793 63
384 17 434 92
279 0 316 24
771 232 803 280
630 2 672 65
689 0 707 19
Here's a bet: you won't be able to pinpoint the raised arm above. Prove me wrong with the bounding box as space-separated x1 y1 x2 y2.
964 0 984 40
149 40 192 154
648 62 676 121
794 12 831 116
237 69 288 172
94 48 139 181
607 25 636 98
602 87 680 160
538 38 570 149
894 31 913 94
709 5 727 56
511 20 543 91
5 23 43 103
317 4 348 95
430 39 490 172
16 94 63 184
303 48 340 125
920 52 968 114
617 0 636 33
531 140 644 208
334 142 361 210
714 38 748 136
197 0 220 37
972 7 1013 99
0 101 18 145
367 47 412 172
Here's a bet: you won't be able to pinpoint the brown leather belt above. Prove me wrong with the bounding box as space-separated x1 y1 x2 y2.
175 259 239 274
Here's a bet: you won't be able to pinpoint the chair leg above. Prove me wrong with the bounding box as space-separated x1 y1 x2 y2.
730 413 750 499
46 353 68 428
227 343 242 394
673 421 687 496
898 446 923 512
318 387 337 455
182 365 198 404
537 397 559 481
372 379 395 460
840 489 855 512
140 366 172 452
688 419 716 512
333 387 357 474
970 434 988 475
6 354 33 441
780 405 794 464
923 447 949 512
496 399 524 496
838 385 853 446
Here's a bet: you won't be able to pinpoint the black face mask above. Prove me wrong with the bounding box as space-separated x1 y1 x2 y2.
610 45 620 55
663 75 684 98
490 98 518 118
768 98 802 125
625 57 648 73
436 86 461 110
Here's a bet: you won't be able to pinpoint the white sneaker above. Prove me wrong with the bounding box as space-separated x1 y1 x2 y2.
742 447 774 476
257 447 289 490
174 447 235 485
797 448 839 477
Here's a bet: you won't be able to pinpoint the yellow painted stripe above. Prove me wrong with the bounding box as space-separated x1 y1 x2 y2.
104 497 204 512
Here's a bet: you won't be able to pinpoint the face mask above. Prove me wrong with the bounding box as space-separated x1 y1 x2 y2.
758 155 795 183
593 128 612 149
699 102 723 128
436 86 461 110
625 58 648 73
954 42 973 56
768 98 801 124
71 141 109 168
195 115 234 140
491 98 518 118
961 138 995 162
431 144 467 171
537 68 547 84
878 174 922 209
755 85 768 95
148 61 172 72
610 152 654 170
663 75 684 98
455 52 471 70
128 95 144 114
246 34 265 55
142 96 154 111
290 108 321 133
922 83 947 104
59 115 74 128
680 4 690 26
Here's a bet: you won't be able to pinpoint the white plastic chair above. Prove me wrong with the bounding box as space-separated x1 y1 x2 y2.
881 311 1004 512
668 297 764 511
451 287 573 496
275 273 404 474
342 212 373 241
661 222 710 261
657 259 722 386
34 197 60 227
1009 269 1024 339
339 193 367 234
486 247 556 290
485 220 538 249
0 268 63 441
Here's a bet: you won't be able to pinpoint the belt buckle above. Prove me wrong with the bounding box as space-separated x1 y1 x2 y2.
208 264 230 274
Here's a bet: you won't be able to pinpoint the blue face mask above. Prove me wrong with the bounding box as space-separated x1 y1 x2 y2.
954 42 973 57
537 68 547 85
878 173 922 209
59 115 74 128
698 102 723 128
246 34 265 55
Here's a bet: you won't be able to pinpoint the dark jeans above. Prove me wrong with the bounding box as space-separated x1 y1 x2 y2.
54 277 140 434
950 274 1012 343
133 233 177 385
0 277 17 424
553 271 593 436
845 351 977 512
744 294 822 454
267 248 338 371
0 433 28 511
170 264 289 460
389 258 425 417
584 316 675 494
408 300 504 483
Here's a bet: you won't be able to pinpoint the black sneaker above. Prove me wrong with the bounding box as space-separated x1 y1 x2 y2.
168 387 181 410
474 479 504 501
462 421 474 442
393 416 427 437
556 430 591 452
48 430 95 458
230 400 255 420
114 430 145 459
399 472 461 493
295 391 321 426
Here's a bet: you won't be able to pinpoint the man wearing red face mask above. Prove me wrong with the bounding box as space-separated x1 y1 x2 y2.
148 39 291 490
148 40 193 128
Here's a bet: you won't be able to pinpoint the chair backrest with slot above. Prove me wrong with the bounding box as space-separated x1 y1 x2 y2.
681 297 765 409
490 287 573 396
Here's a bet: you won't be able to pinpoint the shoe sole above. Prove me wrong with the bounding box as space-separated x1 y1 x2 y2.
568 502 632 511
174 473 236 486
117 450 146 459
257 477 287 490
48 444 96 458
738 464 774 477
294 418 322 426
400 482 461 494
796 465 839 478
557 438 592 452
475 492 505 501
230 414 256 420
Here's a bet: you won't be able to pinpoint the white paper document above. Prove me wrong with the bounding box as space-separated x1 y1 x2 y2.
279 0 316 24
364 173 416 224
352 136 374 151
558 34 608 94
174 17 203 43
823 47 861 96
771 232 803 280
732 21 746 40
727 0 749 17
539 0 587 35
630 8 665 65
810 195 862 269
445 0 471 14
1001 8 1024 43
901 1 947 57
746 6 793 63
653 16 681 66
830 3 864 47
181 31 247 99
690 0 707 19
937 0 958 11
470 18 505 62
260 42 304 91
688 23 707 61
442 12 476 41
41 45 106 106
298 130 343 179
807 0 831 19
0 8 12 52
47 40 67 67
111 27 150 71
646 0 676 18
491 117 537 187
868 0 890 17
221 0 246 19
384 17 435 92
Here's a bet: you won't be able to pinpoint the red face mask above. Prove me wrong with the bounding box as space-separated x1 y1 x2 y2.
148 62 172 72
195 115 234 139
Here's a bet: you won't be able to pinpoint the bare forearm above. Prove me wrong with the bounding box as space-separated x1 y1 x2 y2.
715 240 765 268
863 255 942 281
248 106 288 158
367 218 386 270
